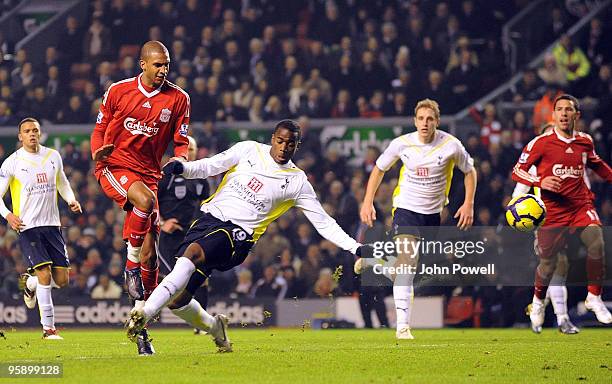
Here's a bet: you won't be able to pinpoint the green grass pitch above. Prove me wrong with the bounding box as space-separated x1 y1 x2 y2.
0 328 610 383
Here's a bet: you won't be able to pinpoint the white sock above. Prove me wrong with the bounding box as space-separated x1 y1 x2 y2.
26 275 38 291
393 284 413 330
127 243 141 264
532 295 544 305
586 292 600 301
37 284 54 330
143 257 195 319
548 285 568 320
171 299 216 331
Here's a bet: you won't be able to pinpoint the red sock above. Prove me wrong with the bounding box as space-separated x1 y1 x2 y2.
126 259 140 270
128 207 152 247
586 253 604 296
534 266 549 300
588 285 602 296
141 265 159 299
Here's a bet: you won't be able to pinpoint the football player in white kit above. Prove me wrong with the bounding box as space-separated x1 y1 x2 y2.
127 119 367 351
0 118 81 339
359 99 477 339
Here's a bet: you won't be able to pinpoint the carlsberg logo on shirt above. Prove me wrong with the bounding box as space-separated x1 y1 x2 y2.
123 117 159 137
552 164 583 179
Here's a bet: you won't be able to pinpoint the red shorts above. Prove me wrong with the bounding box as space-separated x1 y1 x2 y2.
535 202 601 260
95 166 160 239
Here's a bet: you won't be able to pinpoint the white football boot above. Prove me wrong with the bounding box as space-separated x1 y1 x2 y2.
584 293 612 324
527 297 545 334
396 326 414 340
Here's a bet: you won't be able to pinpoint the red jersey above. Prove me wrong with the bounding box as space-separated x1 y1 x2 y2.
512 128 612 215
91 74 190 180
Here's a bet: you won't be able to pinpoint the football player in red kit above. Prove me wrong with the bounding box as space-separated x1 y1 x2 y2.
91 41 190 354
512 94 612 332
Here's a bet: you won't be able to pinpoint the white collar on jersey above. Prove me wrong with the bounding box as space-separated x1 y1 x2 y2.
137 74 163 98
553 126 576 144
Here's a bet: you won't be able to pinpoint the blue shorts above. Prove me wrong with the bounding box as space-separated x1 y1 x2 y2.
391 208 440 239
178 213 254 275
19 226 69 270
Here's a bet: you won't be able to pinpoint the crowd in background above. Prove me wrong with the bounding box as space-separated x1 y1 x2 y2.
0 0 611 327
0 0 559 125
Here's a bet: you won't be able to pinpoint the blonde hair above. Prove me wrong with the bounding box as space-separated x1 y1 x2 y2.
414 98 440 121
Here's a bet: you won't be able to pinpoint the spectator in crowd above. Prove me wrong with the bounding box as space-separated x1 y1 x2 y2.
83 16 113 64
581 17 610 67
231 269 253 299
469 103 502 147
57 95 89 124
585 63 611 99
553 34 591 94
91 273 122 299
252 264 287 301
309 268 340 298
511 69 543 102
538 53 568 88
331 89 356 118
532 87 564 132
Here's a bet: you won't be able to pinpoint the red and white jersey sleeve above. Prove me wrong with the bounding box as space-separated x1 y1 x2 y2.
511 132 547 187
91 75 190 180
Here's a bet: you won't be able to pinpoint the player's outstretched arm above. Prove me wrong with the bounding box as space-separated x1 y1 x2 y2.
454 168 476 230
360 166 385 227
181 141 246 179
296 181 360 254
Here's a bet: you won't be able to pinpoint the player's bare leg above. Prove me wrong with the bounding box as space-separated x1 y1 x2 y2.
581 225 612 324
393 234 419 340
127 243 231 352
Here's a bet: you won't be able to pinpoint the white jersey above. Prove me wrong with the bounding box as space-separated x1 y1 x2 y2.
182 141 360 253
376 130 474 214
0 146 76 231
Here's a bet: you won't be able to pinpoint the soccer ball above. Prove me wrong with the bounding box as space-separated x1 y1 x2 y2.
505 194 546 232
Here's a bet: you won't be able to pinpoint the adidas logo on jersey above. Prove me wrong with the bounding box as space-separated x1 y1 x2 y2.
142 101 151 108
565 147 573 153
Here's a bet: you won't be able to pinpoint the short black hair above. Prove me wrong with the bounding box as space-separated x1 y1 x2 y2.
18 117 40 132
273 119 301 141
553 94 580 112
